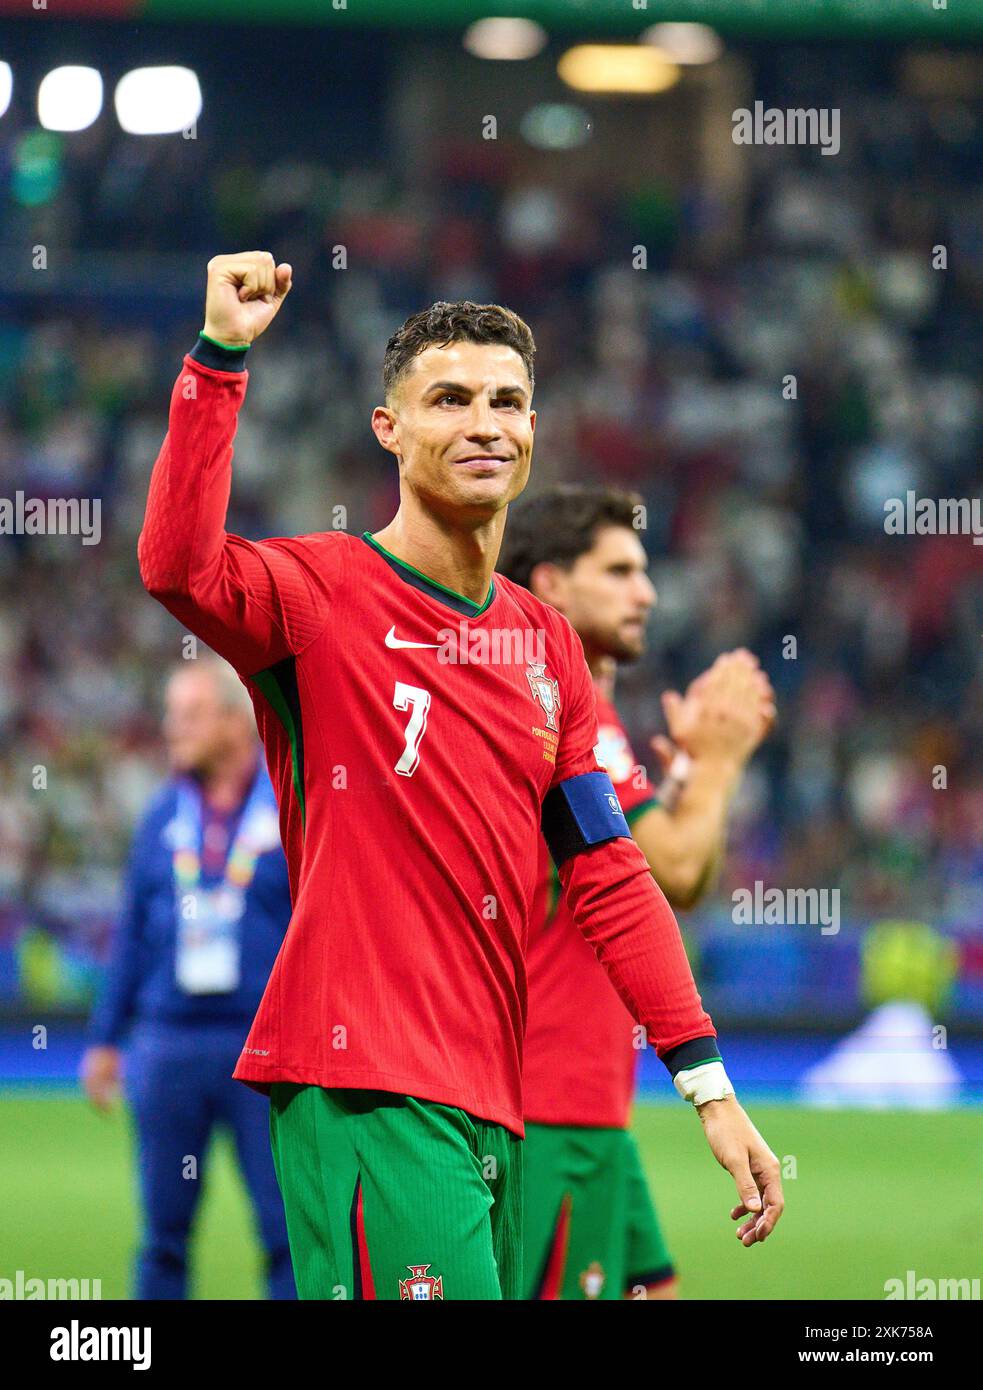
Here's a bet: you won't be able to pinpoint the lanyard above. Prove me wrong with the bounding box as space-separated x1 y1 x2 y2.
171 767 277 900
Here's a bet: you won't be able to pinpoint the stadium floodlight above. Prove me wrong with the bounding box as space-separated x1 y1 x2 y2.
463 18 548 61
520 103 591 151
38 66 103 132
115 66 202 135
641 23 724 65
557 45 680 96
0 63 12 120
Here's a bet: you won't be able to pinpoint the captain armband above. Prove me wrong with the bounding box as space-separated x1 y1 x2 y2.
541 770 632 869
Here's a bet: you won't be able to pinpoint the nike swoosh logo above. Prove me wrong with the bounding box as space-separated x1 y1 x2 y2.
385 625 440 650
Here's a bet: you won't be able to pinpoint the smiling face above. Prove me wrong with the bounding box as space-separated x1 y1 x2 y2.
371 340 536 524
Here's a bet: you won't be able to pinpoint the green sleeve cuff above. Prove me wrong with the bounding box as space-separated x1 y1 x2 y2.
625 796 660 825
190 334 249 373
199 331 250 352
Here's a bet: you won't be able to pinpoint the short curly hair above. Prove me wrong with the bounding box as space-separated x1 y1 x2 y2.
498 485 644 592
382 300 535 401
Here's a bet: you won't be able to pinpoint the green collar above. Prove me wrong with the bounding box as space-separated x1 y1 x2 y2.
361 532 496 617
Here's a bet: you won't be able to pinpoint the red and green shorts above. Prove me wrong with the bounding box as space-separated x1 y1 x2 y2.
522 1122 675 1300
269 1084 522 1300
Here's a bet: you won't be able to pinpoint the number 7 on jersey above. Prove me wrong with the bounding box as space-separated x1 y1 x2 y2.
393 682 431 777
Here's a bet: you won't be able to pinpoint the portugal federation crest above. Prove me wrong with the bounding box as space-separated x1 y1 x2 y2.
526 661 561 732
399 1263 444 1300
579 1261 606 1299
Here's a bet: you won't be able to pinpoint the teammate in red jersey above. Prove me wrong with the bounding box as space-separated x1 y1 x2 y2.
499 486 776 1299
139 251 783 1299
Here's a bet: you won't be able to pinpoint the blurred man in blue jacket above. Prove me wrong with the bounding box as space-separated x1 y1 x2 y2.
82 653 295 1299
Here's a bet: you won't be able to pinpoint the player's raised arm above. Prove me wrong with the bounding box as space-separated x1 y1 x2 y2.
543 633 784 1246
139 252 340 673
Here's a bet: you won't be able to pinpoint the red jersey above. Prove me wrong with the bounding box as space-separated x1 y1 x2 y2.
138 342 717 1136
524 689 659 1129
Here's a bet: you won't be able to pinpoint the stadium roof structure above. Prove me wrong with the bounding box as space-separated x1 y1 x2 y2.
3 0 983 39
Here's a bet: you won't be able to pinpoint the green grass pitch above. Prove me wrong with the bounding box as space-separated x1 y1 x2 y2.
1 1091 979 1299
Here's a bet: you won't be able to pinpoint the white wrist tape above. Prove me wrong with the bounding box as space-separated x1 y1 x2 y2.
673 1060 735 1106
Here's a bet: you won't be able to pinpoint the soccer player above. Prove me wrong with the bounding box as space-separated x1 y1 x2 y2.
138 250 783 1300
499 487 775 1300
82 654 294 1299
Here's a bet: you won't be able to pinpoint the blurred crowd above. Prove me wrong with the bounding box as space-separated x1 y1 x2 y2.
1 40 981 1018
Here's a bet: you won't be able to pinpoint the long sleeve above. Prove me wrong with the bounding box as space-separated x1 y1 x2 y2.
558 836 718 1073
549 616 720 1076
138 341 343 676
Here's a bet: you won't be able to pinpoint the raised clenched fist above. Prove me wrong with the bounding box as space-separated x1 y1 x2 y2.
201 251 292 348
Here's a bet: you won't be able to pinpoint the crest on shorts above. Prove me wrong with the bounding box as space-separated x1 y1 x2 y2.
579 1261 606 1299
526 661 561 732
399 1263 444 1300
